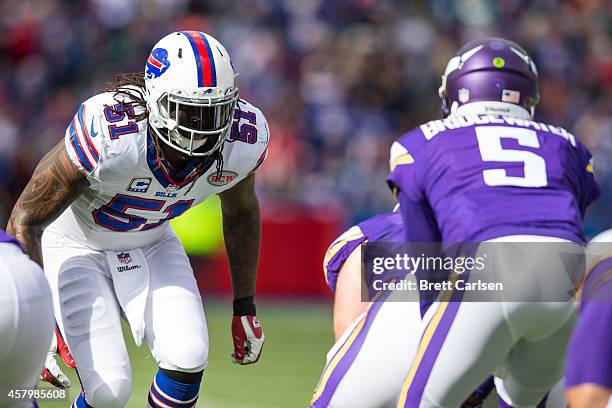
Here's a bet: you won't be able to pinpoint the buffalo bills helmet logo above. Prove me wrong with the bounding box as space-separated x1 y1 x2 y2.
146 48 170 79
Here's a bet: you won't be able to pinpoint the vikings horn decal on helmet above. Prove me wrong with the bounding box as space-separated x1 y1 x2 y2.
439 37 540 119
145 31 239 157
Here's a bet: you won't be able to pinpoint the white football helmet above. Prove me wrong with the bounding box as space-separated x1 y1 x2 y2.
144 31 238 156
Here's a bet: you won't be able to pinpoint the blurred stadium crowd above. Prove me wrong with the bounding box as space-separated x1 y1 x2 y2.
0 0 610 234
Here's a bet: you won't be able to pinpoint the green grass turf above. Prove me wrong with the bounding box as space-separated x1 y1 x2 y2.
37 299 502 407
38 300 334 408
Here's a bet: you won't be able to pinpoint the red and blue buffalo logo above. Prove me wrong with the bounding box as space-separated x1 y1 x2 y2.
146 48 170 79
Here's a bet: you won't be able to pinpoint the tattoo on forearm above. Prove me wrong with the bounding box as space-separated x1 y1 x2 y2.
7 141 87 266
221 175 261 299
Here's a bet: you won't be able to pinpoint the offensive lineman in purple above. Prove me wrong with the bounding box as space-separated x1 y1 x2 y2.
322 211 498 407
324 211 405 295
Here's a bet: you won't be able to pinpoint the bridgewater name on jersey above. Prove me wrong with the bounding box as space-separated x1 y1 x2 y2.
49 92 269 251
388 114 600 244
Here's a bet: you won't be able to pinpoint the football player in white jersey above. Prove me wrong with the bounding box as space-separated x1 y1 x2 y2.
7 31 269 408
0 230 55 408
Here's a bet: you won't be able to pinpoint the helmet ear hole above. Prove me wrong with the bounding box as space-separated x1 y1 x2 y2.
158 94 169 117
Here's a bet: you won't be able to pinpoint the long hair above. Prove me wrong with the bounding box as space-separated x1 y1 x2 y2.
102 72 148 121
102 72 224 176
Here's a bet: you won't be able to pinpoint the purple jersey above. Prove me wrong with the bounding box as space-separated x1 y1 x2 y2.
323 211 404 293
566 256 612 389
388 114 600 243
0 230 20 248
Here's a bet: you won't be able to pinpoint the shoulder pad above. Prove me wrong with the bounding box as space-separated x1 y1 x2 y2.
64 92 145 186
223 99 270 173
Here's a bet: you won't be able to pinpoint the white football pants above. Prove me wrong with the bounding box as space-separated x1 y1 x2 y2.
311 286 425 408
397 235 582 408
41 227 208 408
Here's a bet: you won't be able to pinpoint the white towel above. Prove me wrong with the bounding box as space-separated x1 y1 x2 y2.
105 249 149 347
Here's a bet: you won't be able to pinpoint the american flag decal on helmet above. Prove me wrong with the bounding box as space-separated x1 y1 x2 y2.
502 89 521 104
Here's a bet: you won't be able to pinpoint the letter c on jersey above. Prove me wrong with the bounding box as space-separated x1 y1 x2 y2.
128 178 152 193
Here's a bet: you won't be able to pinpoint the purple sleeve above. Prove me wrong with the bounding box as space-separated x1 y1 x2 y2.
387 130 428 202
388 154 423 202
397 189 441 243
577 145 601 214
566 300 612 388
398 189 443 317
566 257 612 388
324 236 366 293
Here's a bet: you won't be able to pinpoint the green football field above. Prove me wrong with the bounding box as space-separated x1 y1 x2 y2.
36 299 502 408
38 300 334 408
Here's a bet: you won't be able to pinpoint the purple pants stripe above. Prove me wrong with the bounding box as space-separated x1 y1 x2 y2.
399 274 466 407
406 298 461 406
310 291 390 407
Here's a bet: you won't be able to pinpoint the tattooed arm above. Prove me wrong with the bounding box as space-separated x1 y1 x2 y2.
219 173 261 301
7 140 88 266
220 173 265 365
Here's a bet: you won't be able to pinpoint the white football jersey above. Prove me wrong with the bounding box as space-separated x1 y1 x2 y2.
48 91 269 251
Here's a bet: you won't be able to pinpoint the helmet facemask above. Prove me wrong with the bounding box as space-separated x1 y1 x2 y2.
151 87 238 157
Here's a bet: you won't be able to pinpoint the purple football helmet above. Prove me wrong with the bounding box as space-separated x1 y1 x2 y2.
439 37 539 118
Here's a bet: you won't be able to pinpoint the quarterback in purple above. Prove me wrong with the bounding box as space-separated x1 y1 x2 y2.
388 103 598 246
566 248 612 408
388 37 600 408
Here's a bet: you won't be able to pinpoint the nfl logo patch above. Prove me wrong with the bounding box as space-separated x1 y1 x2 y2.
502 89 521 103
117 253 132 264
458 88 470 103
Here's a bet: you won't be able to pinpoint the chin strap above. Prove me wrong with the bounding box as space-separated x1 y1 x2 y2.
150 130 176 175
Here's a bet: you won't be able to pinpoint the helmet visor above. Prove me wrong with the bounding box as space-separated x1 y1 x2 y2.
170 100 235 132
156 89 238 156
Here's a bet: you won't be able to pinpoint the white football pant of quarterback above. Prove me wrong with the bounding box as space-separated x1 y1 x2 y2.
0 242 55 408
310 267 570 408
398 235 581 408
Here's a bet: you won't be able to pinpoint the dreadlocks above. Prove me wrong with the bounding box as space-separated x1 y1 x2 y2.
101 71 225 177
102 72 148 121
